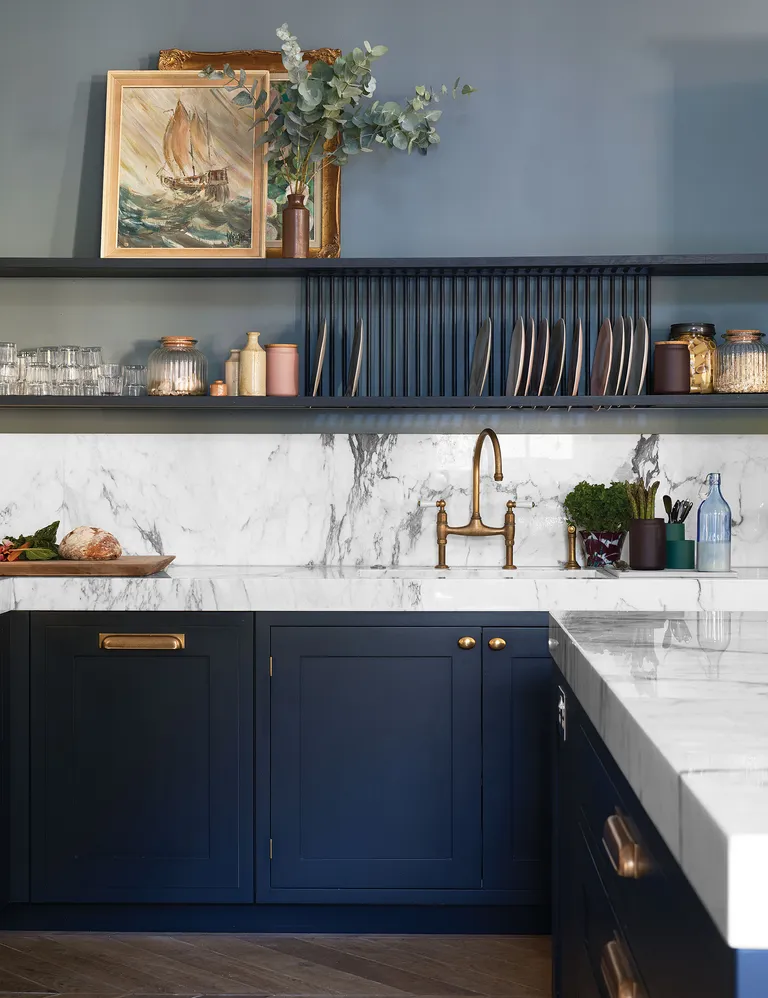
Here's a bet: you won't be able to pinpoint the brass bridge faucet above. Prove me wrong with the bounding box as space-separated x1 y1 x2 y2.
420 428 535 570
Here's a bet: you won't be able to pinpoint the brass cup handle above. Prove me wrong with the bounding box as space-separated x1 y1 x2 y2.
601 938 644 998
488 637 507 651
602 813 649 879
457 636 476 650
99 633 185 651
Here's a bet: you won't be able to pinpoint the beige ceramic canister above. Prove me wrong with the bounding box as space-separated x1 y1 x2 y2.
265 343 299 396
239 332 266 396
224 348 240 397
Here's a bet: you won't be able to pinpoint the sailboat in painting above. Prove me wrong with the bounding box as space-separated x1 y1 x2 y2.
160 100 230 202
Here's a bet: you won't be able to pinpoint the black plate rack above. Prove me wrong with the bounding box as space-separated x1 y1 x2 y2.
303 262 651 398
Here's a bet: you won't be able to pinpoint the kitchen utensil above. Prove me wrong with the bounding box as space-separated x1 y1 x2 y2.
671 500 681 523
680 500 693 523
590 320 613 396
522 317 536 395
505 316 526 395
626 317 650 395
345 317 365 397
310 318 328 397
542 318 566 395
606 316 625 395
663 494 672 522
468 317 492 396
621 317 634 394
529 318 549 396
0 555 176 577
565 318 583 396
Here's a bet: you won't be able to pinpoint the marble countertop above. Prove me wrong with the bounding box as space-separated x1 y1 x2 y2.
2 564 768 613
550 609 768 950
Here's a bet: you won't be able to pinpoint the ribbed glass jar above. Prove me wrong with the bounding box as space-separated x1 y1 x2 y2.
670 322 717 393
714 329 768 393
147 337 208 396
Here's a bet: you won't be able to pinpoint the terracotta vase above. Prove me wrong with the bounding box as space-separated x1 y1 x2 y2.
578 530 626 567
281 193 310 258
628 519 666 570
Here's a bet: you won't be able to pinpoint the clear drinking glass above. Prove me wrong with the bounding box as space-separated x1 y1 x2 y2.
0 362 18 383
122 364 147 396
0 382 19 396
59 346 82 367
697 472 732 572
17 349 36 384
25 363 52 386
81 347 103 368
36 347 60 366
81 366 101 396
24 382 52 396
55 365 82 394
0 343 17 365
100 363 123 396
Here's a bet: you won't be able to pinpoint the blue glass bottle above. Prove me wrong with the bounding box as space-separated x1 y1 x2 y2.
696 473 731 572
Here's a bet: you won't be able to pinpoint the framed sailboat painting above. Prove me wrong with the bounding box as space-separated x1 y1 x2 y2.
101 70 269 258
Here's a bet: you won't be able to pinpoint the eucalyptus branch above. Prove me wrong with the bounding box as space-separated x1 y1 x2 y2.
200 23 475 191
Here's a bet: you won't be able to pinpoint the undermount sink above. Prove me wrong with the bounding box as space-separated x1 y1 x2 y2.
355 567 601 579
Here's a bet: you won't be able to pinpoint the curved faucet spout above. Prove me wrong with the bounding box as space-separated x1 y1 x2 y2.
472 427 503 520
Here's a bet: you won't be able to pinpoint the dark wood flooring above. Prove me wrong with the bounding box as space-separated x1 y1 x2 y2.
0 935 551 998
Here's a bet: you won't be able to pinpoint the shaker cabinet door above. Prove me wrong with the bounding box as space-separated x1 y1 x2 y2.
268 624 482 899
30 612 253 903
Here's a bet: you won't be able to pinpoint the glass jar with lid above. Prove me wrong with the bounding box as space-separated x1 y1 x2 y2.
670 322 717 394
714 330 768 393
148 337 208 396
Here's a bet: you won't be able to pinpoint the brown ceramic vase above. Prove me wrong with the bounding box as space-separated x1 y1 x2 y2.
281 193 310 258
628 518 666 570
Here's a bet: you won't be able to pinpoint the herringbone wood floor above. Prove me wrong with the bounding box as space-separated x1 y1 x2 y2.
0 935 551 998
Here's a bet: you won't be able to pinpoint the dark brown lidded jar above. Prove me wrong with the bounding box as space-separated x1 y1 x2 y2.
653 341 690 394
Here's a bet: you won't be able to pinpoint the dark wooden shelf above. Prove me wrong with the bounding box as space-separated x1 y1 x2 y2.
3 255 768 278
2 394 768 410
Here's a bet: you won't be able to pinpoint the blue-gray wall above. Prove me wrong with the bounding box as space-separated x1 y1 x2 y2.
2 0 768 415
4 0 768 257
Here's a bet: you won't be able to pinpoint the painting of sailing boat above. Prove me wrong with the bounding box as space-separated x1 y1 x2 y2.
101 71 269 258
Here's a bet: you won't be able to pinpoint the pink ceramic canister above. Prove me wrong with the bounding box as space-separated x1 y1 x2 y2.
265 343 299 397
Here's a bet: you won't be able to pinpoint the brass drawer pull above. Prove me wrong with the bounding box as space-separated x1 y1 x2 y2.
601 938 644 998
99 633 185 650
488 637 507 651
457 636 476 650
603 812 649 879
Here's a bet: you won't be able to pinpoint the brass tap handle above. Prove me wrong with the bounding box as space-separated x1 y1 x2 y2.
511 500 536 509
565 523 581 571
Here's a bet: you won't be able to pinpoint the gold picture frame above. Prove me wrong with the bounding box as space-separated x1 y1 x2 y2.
101 70 269 258
159 48 342 258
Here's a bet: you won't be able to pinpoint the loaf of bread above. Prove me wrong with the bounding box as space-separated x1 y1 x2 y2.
59 526 122 561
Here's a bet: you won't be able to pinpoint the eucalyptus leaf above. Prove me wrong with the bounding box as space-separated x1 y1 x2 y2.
370 45 388 57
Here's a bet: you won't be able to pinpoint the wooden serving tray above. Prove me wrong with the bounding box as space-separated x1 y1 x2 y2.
0 555 175 577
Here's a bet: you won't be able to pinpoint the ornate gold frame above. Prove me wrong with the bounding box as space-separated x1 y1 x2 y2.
159 48 342 258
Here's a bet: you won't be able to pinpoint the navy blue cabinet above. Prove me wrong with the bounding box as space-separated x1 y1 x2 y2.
482 627 551 897
30 612 253 903
267 624 483 900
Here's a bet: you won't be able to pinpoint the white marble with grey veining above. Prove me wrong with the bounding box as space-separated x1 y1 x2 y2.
550 609 768 949
1 431 767 567
2 565 768 613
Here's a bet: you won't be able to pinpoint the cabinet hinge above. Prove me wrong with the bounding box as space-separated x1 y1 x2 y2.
269 655 273 677
269 838 273 860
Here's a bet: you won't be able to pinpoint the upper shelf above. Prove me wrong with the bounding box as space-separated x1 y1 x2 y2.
4 254 768 278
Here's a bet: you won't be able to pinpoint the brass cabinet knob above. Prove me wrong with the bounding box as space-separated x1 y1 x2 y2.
602 813 649 879
457 636 476 650
488 637 507 651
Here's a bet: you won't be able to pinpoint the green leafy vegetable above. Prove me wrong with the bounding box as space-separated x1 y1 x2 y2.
563 482 631 533
7 520 60 560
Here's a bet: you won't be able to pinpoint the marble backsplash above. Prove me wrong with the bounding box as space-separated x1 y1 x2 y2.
1 433 765 567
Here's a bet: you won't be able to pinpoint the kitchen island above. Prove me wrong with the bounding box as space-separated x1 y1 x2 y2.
550 609 768 997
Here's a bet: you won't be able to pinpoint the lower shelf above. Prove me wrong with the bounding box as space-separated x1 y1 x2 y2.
2 393 767 410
